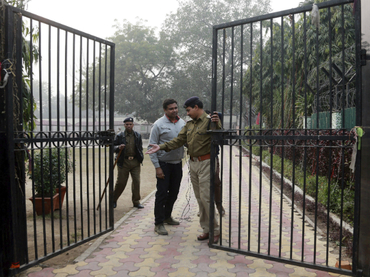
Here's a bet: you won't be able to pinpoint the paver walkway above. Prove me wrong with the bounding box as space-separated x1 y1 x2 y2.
22 147 349 277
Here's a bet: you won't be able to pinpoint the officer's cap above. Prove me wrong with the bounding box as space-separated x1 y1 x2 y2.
123 117 134 123
183 96 199 108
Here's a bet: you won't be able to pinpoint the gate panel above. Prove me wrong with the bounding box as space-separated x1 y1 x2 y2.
210 0 361 275
1 5 115 273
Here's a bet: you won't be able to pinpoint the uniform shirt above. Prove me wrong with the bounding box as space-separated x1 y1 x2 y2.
125 131 136 157
159 111 222 157
149 115 186 168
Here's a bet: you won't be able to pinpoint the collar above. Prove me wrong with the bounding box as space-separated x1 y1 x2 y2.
165 114 180 123
195 111 208 122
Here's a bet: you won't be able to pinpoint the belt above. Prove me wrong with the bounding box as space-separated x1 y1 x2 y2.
125 156 135 160
190 153 211 162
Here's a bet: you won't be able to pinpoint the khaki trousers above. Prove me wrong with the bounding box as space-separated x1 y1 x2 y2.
189 159 220 235
113 158 141 206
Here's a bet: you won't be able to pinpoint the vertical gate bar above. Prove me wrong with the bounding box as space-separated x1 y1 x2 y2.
17 13 23 131
301 11 307 263
37 20 47 256
209 28 218 244
218 28 224 244
229 26 234 247
109 43 115 228
40 21 48 256
57 27 63 251
230 27 234 130
352 0 361 272
338 4 346 266
4 6 18 266
290 14 296 260
341 4 346 129
104 44 108 227
238 24 243 250
211 27 218 115
92 40 97 235
339 146 345 267
86 38 90 237
258 20 263 254
50 23 55 250
72 33 77 244
268 18 273 256
98 42 102 232
314 11 320 263
221 28 226 246
29 17 38 260
279 15 285 258
79 35 84 240
248 22 253 252
48 26 55 244
64 30 70 247
326 6 333 266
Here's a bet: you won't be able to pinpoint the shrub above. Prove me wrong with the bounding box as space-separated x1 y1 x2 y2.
28 148 73 196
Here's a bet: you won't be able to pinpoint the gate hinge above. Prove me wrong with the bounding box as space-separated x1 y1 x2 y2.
361 49 370 66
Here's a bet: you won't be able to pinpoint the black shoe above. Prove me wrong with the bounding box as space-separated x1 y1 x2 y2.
134 204 144 209
164 217 180 225
154 223 168 235
113 202 117 209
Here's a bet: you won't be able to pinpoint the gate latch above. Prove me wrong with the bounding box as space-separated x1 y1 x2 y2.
361 49 370 66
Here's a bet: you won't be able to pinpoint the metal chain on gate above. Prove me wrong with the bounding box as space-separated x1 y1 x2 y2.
178 154 193 223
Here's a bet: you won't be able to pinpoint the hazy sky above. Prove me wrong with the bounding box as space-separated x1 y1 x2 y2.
27 0 303 40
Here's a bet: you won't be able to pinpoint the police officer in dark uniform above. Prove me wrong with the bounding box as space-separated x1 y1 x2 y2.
113 117 144 209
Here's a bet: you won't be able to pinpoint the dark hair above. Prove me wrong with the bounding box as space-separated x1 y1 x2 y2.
185 99 203 109
163 99 178 110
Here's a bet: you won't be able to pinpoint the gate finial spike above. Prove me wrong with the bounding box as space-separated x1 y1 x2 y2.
311 4 320 29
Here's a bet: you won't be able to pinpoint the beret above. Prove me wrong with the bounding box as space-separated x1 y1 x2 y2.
183 96 199 108
123 117 134 123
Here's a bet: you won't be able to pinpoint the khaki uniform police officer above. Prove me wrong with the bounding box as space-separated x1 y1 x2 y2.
113 117 144 209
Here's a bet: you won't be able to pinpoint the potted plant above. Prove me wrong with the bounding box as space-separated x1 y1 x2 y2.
28 148 73 215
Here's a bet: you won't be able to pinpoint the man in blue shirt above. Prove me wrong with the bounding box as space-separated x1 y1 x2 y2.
148 99 186 235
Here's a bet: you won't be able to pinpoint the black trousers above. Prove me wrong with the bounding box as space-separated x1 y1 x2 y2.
154 161 183 225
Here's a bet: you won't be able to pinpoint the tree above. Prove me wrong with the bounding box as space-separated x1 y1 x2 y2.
112 20 176 122
244 0 356 129
76 20 176 123
163 0 271 114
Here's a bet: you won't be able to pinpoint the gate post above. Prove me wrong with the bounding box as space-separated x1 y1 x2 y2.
0 5 28 276
359 0 370 275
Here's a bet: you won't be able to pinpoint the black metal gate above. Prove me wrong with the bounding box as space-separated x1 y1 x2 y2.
210 0 362 275
0 4 115 275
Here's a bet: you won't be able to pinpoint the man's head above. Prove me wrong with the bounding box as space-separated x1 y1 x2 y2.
123 117 134 132
163 99 179 120
183 96 204 120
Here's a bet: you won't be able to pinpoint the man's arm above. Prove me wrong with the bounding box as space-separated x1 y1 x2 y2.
148 124 161 168
160 125 187 152
113 133 122 154
146 124 188 155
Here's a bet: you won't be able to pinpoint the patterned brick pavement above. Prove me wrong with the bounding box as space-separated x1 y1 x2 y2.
22 147 350 277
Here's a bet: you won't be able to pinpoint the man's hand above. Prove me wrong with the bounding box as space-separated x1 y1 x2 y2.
211 111 220 123
146 144 160 154
119 144 125 150
155 167 165 179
